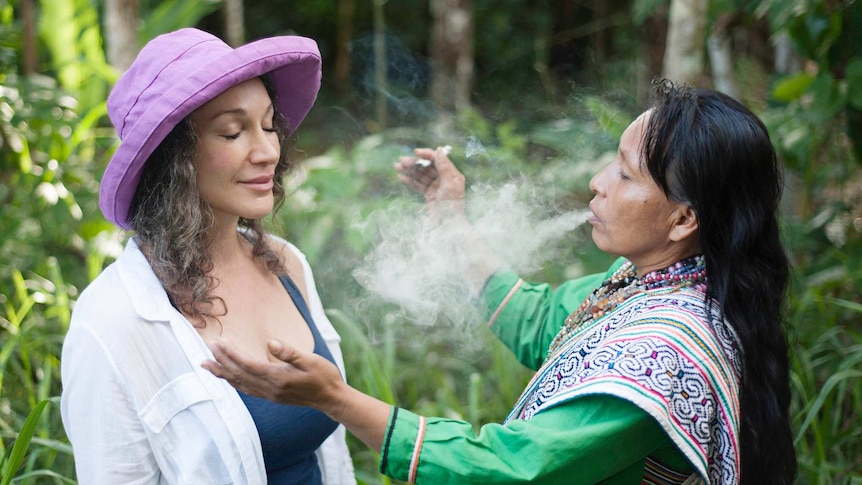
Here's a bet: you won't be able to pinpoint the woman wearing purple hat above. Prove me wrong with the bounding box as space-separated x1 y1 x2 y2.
60 28 355 484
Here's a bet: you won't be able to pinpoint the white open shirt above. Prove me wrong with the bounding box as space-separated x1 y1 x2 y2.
61 236 356 484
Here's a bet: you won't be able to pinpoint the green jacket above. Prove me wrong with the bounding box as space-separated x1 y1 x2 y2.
379 261 696 484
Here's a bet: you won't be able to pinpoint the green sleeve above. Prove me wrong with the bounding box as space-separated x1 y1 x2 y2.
479 259 624 370
378 395 691 485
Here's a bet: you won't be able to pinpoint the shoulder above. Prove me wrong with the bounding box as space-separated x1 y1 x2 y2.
64 264 158 379
73 258 137 326
262 234 312 299
637 288 710 315
617 289 714 337
618 289 741 371
68 240 174 343
263 234 307 275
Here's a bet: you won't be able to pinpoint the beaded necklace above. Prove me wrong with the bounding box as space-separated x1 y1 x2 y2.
546 255 707 358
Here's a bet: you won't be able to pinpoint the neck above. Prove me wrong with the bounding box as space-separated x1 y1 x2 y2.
635 254 706 290
206 217 245 266
630 243 701 278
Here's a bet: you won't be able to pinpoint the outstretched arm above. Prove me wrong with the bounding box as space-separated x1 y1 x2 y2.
395 146 502 293
202 339 680 484
202 338 391 451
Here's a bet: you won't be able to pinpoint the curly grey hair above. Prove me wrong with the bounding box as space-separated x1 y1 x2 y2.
128 75 294 327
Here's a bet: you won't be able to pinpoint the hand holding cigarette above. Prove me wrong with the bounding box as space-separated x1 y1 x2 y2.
414 145 451 168
394 145 466 221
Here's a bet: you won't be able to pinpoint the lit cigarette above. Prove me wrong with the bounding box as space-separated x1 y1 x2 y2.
414 145 452 168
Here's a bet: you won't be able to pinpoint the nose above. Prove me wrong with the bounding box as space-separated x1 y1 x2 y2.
589 163 607 195
250 128 280 165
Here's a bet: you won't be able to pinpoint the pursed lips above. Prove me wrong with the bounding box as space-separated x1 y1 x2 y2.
588 201 601 224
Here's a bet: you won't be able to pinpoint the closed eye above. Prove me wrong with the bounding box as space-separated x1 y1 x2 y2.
222 132 241 140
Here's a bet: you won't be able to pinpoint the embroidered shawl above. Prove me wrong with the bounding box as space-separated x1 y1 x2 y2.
505 288 742 484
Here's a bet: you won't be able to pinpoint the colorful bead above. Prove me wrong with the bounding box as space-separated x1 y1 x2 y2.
546 255 707 357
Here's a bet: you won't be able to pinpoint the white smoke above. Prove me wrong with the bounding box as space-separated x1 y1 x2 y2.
352 177 590 332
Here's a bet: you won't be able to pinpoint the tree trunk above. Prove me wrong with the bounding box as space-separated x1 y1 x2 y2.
429 0 473 113
636 5 668 106
333 0 356 96
223 0 245 47
707 13 739 98
773 32 801 74
373 0 388 129
20 0 36 75
104 0 139 71
661 0 707 85
593 0 607 89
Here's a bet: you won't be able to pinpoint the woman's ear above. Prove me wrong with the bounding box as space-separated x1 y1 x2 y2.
669 204 698 242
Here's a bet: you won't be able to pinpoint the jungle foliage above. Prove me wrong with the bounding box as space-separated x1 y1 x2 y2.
1 0 860 483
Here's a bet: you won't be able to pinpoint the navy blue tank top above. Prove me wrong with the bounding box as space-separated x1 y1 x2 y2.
237 275 339 484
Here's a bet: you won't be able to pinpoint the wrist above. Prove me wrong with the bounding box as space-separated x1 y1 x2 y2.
322 380 354 422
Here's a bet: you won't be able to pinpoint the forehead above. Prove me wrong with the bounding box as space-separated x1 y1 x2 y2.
193 78 271 118
619 111 650 169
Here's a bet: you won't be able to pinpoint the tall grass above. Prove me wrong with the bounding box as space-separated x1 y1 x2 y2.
328 306 534 485
789 300 862 484
1 267 75 483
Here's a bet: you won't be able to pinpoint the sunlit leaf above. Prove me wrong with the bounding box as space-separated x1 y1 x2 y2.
0 399 52 485
772 73 814 102
140 0 222 44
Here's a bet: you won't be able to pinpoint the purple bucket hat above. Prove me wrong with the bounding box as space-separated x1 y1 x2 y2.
100 28 322 229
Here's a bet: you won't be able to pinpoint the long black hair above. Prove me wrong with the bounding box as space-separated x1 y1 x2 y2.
642 79 796 484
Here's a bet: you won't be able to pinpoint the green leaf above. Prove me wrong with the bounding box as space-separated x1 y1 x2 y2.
772 74 815 102
585 96 628 141
141 0 222 45
0 399 52 485
299 214 336 264
808 72 845 120
846 58 862 110
793 369 862 445
824 296 862 313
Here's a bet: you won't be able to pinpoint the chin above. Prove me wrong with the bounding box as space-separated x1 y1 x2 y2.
589 229 603 249
239 205 274 221
590 233 616 256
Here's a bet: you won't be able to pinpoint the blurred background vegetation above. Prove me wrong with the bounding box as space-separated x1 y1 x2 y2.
1 0 860 483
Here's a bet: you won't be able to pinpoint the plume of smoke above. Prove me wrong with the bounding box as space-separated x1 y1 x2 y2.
352 179 590 334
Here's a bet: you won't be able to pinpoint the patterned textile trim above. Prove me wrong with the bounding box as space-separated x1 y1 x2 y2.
507 289 742 484
642 455 695 484
407 416 427 484
487 278 524 327
379 407 399 474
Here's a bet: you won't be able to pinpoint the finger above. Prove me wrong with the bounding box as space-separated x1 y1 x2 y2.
413 147 437 159
394 155 417 172
207 339 266 381
267 339 302 366
395 154 433 172
427 146 459 178
200 359 225 378
397 166 438 193
400 159 437 176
